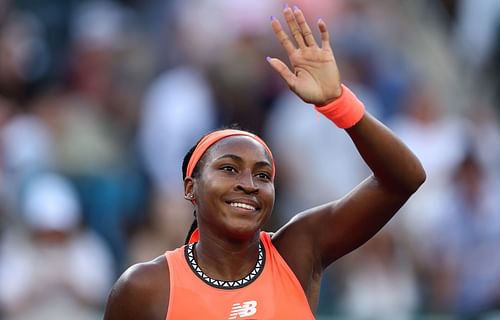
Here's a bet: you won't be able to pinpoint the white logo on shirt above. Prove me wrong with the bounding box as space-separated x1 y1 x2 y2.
228 300 257 319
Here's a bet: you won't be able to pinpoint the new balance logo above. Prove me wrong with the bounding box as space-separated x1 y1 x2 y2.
228 300 257 319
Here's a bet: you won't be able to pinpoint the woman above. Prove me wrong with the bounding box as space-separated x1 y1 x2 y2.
104 6 425 319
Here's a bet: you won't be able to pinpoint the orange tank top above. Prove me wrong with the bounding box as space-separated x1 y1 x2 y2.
164 232 315 319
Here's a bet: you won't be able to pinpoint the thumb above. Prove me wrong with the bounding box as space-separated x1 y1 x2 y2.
266 57 296 89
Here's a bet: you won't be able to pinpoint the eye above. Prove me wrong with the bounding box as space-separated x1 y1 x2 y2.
256 172 272 181
220 165 237 173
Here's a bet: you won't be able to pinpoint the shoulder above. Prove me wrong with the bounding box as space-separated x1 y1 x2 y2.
103 255 170 320
119 256 169 295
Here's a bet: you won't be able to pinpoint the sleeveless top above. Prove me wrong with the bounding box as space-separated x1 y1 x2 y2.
164 232 315 319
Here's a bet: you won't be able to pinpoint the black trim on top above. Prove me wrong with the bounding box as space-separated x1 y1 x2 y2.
184 241 266 290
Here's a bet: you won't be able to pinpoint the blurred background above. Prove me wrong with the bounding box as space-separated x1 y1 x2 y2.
0 0 499 319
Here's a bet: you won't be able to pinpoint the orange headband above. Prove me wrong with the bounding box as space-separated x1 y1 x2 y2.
186 129 275 179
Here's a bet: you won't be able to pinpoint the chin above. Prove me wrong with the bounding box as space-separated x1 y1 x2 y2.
226 224 261 241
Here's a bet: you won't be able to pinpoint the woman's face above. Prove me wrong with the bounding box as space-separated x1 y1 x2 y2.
189 136 275 241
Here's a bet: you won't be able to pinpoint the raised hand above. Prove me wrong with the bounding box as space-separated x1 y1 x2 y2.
268 5 341 106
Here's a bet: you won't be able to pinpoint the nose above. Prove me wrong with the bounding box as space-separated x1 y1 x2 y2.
236 170 259 194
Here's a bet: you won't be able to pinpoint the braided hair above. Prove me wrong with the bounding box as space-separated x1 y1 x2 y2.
182 142 202 244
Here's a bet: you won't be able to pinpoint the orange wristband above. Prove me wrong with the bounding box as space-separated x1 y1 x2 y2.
315 84 365 129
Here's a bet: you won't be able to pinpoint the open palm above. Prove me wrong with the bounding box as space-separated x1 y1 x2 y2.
268 6 341 106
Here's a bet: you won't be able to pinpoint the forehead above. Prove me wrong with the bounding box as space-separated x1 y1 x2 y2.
204 136 272 163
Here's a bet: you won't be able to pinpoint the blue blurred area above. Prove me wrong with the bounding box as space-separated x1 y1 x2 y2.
0 0 499 319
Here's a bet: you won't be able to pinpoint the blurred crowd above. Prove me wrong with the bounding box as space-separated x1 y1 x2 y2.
0 0 499 319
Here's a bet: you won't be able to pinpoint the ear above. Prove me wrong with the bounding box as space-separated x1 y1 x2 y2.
184 176 195 201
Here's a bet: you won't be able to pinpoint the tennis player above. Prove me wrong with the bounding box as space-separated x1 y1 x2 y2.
104 5 425 319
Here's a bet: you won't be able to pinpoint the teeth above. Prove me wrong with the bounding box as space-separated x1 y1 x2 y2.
230 202 256 211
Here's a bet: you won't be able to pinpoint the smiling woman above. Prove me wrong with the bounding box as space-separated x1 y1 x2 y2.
103 5 426 320
181 130 276 244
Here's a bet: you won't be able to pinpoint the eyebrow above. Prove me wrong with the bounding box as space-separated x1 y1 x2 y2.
215 154 272 169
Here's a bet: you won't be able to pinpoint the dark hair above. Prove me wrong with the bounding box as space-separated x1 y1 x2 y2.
182 125 254 244
182 140 202 244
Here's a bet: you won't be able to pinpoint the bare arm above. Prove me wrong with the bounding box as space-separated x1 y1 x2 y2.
268 5 425 286
316 112 425 266
103 256 169 320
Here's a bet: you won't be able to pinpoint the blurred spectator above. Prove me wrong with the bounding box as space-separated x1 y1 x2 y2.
0 105 55 223
453 0 500 71
329 0 414 120
0 173 114 320
336 229 419 320
0 96 15 221
488 23 500 110
134 65 216 255
207 34 275 134
1 112 54 182
173 0 280 66
387 85 469 310
388 85 466 248
56 0 149 275
464 105 500 177
430 151 500 315
0 6 50 100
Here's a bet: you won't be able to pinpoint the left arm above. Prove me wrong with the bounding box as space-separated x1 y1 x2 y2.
268 6 425 279
315 111 426 265
274 111 425 272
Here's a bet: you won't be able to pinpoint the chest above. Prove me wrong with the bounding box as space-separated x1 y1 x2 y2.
165 243 315 319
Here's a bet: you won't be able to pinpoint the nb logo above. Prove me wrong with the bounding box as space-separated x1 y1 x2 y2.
228 300 257 319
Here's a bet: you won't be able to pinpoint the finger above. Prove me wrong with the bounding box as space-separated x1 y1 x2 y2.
318 18 331 50
293 6 317 47
266 57 296 89
271 16 296 56
283 6 306 49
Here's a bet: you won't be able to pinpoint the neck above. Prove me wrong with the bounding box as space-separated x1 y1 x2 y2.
194 231 261 281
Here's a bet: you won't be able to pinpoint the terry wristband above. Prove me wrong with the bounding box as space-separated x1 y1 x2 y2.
315 84 365 129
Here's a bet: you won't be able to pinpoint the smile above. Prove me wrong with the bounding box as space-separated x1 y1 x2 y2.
229 202 257 211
